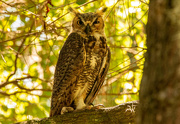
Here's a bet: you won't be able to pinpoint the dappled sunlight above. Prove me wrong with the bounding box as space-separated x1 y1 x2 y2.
105 0 118 7
125 82 133 89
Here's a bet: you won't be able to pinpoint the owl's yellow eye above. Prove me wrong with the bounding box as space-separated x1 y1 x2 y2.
93 19 100 25
77 19 83 25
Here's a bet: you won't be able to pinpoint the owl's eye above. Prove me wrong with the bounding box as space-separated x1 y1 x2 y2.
93 19 100 25
77 19 83 25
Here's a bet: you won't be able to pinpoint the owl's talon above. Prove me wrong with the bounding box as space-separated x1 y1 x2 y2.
84 105 92 110
84 104 104 110
91 104 105 109
61 107 74 114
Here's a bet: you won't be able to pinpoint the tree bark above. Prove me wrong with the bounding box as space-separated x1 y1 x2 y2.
16 101 138 124
137 0 180 123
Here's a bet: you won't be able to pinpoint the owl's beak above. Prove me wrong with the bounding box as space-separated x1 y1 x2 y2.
85 24 91 34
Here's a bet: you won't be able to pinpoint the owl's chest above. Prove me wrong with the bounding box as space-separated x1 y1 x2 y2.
85 36 107 55
84 36 107 69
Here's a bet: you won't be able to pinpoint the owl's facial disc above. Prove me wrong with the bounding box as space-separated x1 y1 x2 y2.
72 12 104 36
83 17 100 35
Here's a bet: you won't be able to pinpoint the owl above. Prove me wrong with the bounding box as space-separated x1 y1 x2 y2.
50 7 111 117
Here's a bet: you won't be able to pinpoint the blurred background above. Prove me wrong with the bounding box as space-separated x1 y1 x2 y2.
0 0 149 123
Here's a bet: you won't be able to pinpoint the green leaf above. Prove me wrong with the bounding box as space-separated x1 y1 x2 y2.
2 105 8 111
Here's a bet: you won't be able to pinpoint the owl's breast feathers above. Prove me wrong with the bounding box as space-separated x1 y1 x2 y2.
50 32 110 117
83 35 110 104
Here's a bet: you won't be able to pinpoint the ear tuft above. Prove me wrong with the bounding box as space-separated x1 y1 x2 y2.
96 7 107 15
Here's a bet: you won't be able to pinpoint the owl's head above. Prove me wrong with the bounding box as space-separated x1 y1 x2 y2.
70 7 107 37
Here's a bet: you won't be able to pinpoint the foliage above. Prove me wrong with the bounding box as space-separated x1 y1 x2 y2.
0 0 148 123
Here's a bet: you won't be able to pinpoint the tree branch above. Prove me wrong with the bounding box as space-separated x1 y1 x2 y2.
0 75 51 91
16 101 138 124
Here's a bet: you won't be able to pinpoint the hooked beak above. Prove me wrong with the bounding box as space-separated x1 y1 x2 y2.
85 24 91 34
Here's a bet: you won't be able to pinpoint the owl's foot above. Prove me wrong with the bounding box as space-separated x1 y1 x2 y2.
73 104 105 113
83 104 105 110
61 107 74 114
91 104 105 109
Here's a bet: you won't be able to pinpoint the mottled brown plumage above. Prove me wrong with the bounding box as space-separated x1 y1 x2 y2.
50 7 110 117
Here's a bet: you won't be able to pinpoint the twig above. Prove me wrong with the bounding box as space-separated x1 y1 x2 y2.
0 91 51 98
108 57 144 74
98 92 138 96
0 75 52 90
105 0 120 20
106 65 142 86
139 0 149 5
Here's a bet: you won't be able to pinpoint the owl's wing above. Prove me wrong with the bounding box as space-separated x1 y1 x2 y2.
50 32 86 117
85 47 111 104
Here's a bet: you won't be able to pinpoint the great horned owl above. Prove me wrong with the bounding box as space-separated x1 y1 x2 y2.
50 7 111 117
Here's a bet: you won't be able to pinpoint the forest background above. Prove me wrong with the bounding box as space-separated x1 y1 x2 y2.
0 0 148 123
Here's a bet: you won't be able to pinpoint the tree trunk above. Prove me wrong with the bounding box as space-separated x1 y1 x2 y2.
137 0 180 123
16 101 138 124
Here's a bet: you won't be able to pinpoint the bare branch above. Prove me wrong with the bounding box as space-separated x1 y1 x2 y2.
98 92 138 96
0 91 51 98
0 75 52 91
